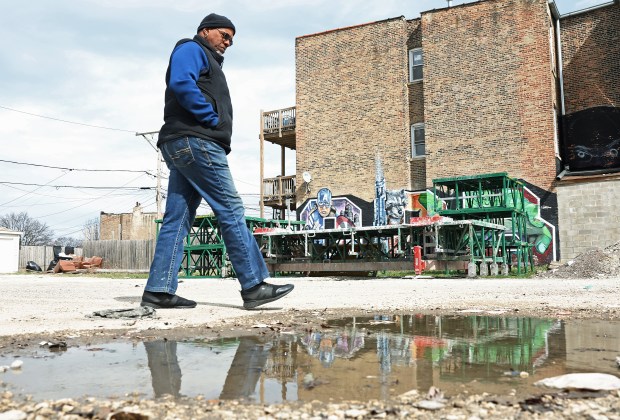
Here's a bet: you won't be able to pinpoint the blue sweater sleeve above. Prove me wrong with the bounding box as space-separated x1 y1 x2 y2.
168 42 219 127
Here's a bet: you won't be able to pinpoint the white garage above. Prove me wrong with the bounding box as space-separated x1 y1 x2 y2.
0 227 22 273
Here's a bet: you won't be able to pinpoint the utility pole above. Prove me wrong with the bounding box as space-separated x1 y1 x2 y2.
136 131 162 218
259 110 265 219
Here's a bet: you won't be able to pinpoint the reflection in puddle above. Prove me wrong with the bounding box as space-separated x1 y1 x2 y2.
0 315 618 403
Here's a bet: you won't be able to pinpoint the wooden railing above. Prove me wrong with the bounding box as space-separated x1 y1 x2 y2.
262 107 296 136
262 175 296 203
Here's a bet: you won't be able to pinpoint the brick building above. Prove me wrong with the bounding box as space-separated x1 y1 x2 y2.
259 0 620 262
555 1 620 260
100 202 158 240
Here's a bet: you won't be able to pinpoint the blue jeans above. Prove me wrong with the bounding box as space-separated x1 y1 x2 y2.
145 136 269 294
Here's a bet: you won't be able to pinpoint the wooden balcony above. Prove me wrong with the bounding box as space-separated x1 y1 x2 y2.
262 175 296 209
261 107 296 150
260 107 297 217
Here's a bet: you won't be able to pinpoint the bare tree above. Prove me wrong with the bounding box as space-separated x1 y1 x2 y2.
82 217 100 241
54 236 83 248
0 212 54 245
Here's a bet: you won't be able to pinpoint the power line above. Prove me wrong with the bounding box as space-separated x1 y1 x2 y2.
1 198 87 208
0 105 137 133
0 158 155 176
0 173 69 207
0 183 154 200
0 181 154 190
40 174 152 220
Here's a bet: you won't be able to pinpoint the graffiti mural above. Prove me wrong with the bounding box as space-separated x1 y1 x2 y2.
522 187 555 264
491 186 556 264
299 187 362 230
374 154 408 225
406 190 447 219
385 189 406 225
563 106 620 171
374 155 387 226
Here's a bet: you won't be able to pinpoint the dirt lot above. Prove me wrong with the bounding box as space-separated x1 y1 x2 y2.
1 252 620 419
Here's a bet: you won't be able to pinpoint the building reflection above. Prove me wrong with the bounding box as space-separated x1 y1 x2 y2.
295 314 565 400
300 326 365 367
142 315 619 403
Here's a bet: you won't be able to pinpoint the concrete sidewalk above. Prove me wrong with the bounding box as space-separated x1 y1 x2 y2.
1 274 618 337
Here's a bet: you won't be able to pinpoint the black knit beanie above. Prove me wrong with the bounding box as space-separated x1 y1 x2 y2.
197 13 236 34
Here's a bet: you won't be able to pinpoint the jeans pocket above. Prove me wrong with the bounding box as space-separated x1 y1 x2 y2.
163 137 195 168
200 139 230 168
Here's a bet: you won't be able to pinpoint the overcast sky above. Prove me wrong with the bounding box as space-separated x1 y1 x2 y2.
0 0 608 240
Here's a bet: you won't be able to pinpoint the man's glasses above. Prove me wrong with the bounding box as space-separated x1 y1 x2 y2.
216 29 234 45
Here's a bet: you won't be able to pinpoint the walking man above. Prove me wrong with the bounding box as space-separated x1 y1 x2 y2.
141 13 294 310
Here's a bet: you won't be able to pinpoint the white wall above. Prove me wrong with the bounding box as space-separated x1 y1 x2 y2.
0 232 22 273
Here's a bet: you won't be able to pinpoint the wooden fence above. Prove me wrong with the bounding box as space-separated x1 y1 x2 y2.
82 240 155 270
19 240 155 271
19 246 83 271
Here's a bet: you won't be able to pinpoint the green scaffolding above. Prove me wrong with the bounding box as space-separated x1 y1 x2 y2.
156 215 305 278
432 172 534 274
257 220 508 276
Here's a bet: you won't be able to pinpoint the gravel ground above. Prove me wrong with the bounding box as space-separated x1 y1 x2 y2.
1 257 620 419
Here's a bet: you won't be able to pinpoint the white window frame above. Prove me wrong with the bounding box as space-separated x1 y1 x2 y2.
411 123 425 158
409 48 423 82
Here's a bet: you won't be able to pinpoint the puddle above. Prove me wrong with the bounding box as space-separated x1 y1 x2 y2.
1 315 618 403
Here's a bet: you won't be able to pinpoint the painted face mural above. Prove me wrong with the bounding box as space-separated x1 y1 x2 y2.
300 188 362 230
316 188 333 217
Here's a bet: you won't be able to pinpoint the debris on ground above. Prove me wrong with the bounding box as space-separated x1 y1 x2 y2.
539 241 620 278
39 341 67 351
1 390 619 420
25 261 42 272
88 307 156 319
9 360 23 370
51 255 103 273
535 373 620 390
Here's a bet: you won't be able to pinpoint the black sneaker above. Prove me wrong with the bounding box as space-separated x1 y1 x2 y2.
241 282 294 310
141 291 197 309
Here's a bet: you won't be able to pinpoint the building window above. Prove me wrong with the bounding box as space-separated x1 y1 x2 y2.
411 123 425 157
409 48 423 82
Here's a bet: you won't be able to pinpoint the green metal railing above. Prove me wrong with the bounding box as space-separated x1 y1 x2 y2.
156 215 305 278
432 172 534 274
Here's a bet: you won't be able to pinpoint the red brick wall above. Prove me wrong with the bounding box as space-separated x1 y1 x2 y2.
560 3 620 113
407 19 426 190
421 0 558 192
100 210 157 240
408 81 424 123
295 18 410 204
